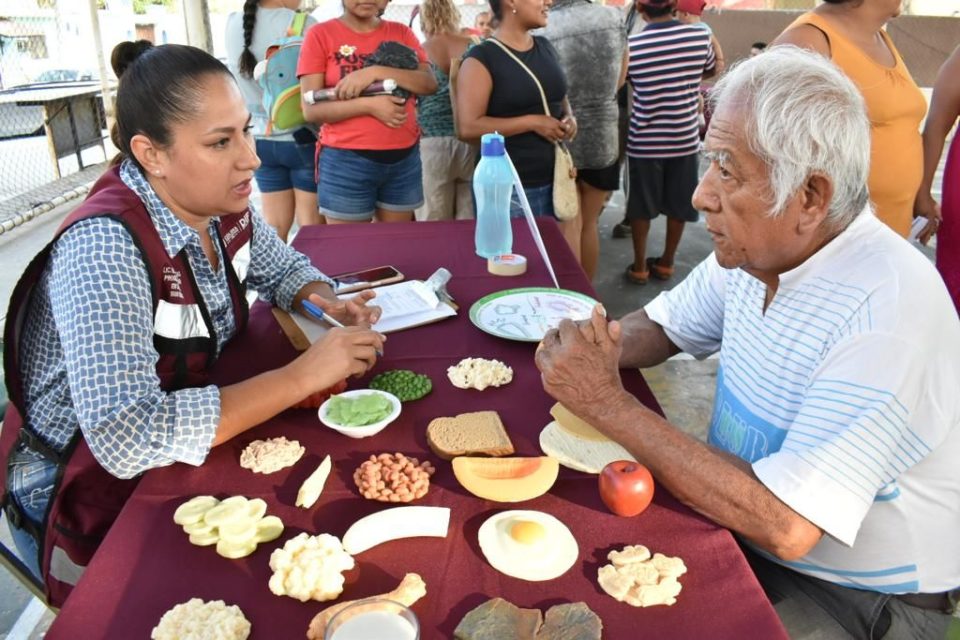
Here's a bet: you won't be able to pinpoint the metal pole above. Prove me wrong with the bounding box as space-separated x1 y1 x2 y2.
87 0 113 118
182 0 214 54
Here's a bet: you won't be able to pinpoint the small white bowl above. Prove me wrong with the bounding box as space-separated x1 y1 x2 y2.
318 389 401 439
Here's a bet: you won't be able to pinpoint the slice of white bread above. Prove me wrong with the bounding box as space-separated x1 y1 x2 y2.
539 421 635 474
549 403 609 441
427 411 515 460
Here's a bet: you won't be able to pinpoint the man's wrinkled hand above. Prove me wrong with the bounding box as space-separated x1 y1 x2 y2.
535 305 625 423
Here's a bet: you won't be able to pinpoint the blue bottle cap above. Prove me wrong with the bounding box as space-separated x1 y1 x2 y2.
480 132 506 157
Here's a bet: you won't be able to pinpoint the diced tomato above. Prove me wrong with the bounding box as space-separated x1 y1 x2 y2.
291 379 348 409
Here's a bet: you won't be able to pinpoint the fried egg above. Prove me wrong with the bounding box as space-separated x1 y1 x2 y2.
477 510 579 581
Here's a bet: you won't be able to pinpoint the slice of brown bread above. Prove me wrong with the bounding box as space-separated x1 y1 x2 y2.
453 598 601 640
538 602 602 640
426 411 515 460
454 598 542 640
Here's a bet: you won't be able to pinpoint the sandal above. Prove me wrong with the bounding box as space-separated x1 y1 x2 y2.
625 262 649 285
646 257 675 281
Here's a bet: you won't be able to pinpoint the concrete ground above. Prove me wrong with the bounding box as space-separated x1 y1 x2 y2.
0 170 945 639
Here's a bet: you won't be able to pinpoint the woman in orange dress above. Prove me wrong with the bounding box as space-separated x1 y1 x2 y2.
773 0 926 238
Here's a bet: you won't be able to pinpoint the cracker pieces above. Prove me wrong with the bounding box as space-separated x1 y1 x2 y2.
597 544 687 607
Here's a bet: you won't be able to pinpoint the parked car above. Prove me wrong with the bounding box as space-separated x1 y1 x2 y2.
0 69 101 138
32 68 98 84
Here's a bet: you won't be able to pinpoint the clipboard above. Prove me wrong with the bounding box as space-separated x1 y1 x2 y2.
275 268 458 350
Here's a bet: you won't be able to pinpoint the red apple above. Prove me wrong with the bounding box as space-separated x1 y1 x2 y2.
599 460 655 517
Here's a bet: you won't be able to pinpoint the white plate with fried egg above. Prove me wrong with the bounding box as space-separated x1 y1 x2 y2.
477 510 578 581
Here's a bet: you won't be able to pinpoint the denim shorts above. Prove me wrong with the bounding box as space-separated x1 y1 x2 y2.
254 138 318 193
5 444 58 580
318 145 424 221
509 182 555 219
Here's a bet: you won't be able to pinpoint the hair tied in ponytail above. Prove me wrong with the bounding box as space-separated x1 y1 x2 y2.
111 39 154 79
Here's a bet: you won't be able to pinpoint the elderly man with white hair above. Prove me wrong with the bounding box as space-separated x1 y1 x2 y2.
536 47 960 639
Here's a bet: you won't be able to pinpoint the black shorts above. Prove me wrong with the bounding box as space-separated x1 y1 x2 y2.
577 161 621 192
626 154 700 223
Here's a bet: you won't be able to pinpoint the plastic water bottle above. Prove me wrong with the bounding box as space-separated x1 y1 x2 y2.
474 133 514 258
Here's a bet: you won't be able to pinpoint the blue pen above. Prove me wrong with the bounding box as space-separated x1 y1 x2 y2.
301 299 345 328
301 299 383 357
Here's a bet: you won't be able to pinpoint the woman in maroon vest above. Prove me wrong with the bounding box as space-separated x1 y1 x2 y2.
0 41 384 606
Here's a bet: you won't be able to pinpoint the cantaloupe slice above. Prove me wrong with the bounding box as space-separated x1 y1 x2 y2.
452 456 559 502
549 403 608 442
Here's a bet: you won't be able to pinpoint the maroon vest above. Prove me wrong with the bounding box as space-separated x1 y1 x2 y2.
0 165 252 606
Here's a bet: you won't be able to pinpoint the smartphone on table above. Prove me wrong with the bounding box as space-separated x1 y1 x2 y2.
332 265 404 294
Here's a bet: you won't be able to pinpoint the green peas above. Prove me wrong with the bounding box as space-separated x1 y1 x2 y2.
369 369 433 402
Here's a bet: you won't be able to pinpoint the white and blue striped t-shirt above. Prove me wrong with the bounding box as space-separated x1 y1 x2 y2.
646 211 960 593
625 19 714 159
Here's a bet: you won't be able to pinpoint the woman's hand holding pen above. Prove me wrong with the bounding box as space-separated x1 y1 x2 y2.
290 292 385 400
307 291 382 327
290 326 385 398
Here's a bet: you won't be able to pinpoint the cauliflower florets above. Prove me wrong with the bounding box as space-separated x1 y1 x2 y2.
447 357 513 391
268 532 355 602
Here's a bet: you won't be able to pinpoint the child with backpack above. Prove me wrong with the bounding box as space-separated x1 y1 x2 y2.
226 0 323 242
297 0 437 224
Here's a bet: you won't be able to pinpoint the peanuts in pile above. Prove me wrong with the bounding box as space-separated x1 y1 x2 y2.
354 452 436 502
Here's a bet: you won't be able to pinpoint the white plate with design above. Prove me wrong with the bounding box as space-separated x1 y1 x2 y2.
468 287 598 342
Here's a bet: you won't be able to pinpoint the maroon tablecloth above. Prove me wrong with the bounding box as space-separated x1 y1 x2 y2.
46 220 786 639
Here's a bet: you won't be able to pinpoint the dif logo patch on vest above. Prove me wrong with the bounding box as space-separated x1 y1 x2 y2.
162 265 184 300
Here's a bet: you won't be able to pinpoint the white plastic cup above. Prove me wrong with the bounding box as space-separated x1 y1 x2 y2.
324 599 419 640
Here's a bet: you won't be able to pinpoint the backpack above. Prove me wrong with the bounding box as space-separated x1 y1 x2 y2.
257 12 309 135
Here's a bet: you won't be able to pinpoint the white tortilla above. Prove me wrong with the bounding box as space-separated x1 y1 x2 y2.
539 421 636 474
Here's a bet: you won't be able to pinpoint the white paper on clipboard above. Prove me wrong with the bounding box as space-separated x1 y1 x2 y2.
288 274 457 343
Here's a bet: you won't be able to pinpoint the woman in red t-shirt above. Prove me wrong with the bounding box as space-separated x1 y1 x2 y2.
298 0 437 223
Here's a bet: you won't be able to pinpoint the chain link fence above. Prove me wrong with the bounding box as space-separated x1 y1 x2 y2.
1 4 102 225
0 0 191 227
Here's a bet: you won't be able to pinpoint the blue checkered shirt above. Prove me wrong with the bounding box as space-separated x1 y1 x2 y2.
17 160 330 479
